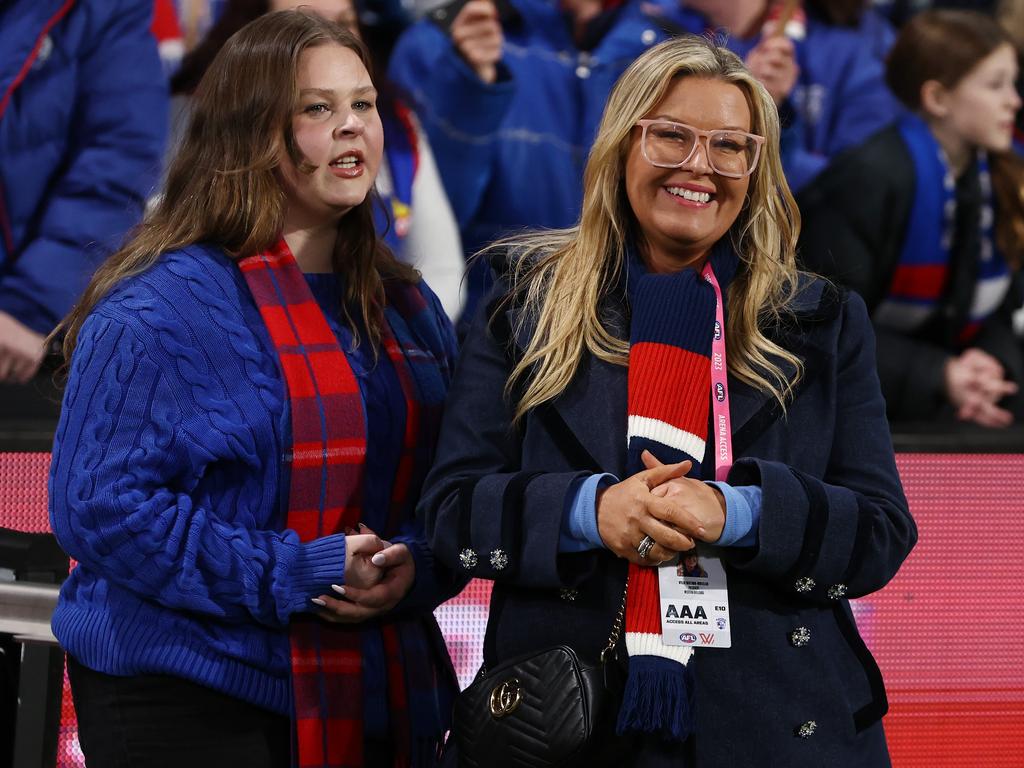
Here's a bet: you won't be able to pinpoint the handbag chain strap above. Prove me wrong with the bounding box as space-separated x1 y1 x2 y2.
478 574 631 678
599 573 629 663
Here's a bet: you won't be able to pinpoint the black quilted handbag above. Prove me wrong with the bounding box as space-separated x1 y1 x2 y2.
453 584 628 768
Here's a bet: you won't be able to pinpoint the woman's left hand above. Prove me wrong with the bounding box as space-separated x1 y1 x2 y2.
642 452 726 543
313 543 416 623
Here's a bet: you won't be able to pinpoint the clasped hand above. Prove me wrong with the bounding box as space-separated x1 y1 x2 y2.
945 348 1018 428
596 450 726 565
313 530 415 624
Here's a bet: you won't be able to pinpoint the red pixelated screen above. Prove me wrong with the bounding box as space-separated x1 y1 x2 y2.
851 454 1024 767
3 452 1023 767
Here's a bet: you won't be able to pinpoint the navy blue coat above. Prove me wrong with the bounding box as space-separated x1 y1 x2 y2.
420 266 916 766
0 0 167 333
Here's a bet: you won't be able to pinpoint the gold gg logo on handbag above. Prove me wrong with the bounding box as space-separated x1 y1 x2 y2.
489 677 523 718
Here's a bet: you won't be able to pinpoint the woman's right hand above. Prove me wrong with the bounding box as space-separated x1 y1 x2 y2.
343 533 388 589
596 452 699 565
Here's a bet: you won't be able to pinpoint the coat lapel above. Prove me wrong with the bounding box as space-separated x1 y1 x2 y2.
548 350 629 477
508 295 629 477
729 279 838 457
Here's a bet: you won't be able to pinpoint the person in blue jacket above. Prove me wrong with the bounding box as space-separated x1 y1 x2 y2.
49 11 458 767
651 0 903 192
388 0 676 329
0 0 167 390
419 34 914 766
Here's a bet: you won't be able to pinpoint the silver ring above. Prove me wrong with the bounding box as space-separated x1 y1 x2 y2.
636 535 655 560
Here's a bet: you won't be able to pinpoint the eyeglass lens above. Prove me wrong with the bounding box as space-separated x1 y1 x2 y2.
644 122 758 176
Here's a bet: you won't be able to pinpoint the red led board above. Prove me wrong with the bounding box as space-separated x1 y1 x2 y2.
3 452 1022 766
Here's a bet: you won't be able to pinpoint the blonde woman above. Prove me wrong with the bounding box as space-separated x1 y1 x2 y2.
420 35 916 766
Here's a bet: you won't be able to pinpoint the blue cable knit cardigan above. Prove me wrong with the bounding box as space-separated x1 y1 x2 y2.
48 243 459 715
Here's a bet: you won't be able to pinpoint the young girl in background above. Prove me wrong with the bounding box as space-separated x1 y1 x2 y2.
799 10 1024 427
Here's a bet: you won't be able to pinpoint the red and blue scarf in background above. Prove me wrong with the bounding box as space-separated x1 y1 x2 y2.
375 99 419 252
875 113 1011 343
239 238 451 768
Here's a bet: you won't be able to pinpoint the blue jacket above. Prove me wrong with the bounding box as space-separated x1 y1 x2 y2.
49 244 459 716
388 0 673 322
654 5 902 192
0 0 168 334
420 261 916 766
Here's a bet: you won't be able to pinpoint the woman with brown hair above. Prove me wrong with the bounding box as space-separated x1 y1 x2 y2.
799 10 1024 427
47 10 459 767
167 0 466 320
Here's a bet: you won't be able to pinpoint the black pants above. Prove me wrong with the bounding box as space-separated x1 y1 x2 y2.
66 656 291 768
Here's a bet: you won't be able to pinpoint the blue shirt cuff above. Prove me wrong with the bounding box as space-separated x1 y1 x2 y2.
560 473 618 552
707 482 762 548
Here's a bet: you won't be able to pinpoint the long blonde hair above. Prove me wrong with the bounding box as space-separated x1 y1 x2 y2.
498 36 804 422
55 10 416 363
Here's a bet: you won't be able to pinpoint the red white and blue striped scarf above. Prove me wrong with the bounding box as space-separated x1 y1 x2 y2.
617 255 720 743
239 237 450 768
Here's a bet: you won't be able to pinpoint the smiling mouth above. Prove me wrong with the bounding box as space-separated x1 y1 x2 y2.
666 186 713 204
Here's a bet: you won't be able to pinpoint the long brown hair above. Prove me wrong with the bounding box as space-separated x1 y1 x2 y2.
886 10 1024 267
56 10 416 363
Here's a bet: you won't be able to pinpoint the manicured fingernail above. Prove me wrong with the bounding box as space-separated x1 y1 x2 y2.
356 522 365 532
697 527 707 538
371 553 386 566
311 598 327 606
331 584 345 596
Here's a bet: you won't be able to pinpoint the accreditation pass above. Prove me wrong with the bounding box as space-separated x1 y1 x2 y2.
658 552 731 648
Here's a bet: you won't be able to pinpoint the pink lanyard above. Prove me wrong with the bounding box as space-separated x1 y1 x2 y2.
702 263 734 481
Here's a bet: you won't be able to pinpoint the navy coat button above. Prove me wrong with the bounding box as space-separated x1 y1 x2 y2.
490 549 509 570
794 576 816 593
795 720 817 738
789 627 811 647
459 548 478 570
827 583 848 600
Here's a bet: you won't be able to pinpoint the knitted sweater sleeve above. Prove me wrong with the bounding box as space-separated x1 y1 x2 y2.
48 307 346 628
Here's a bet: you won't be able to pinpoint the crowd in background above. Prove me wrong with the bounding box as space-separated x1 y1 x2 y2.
1 0 1023 430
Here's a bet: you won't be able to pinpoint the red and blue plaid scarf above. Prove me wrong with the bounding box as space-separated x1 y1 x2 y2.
239 237 451 768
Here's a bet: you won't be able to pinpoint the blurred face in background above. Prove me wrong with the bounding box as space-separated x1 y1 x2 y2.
931 43 1021 154
278 43 383 229
270 0 361 39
